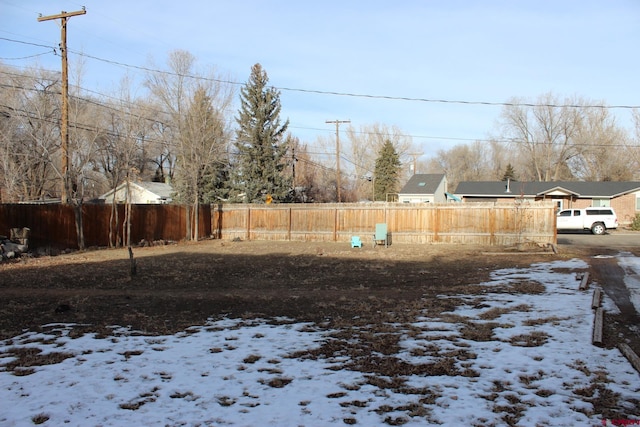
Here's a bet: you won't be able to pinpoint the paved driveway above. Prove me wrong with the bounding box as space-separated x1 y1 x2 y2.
558 230 640 352
557 230 639 250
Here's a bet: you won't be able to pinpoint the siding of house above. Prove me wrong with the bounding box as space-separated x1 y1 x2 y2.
398 174 447 203
106 187 160 204
612 192 639 225
456 181 640 226
399 193 435 203
474 192 639 226
103 185 170 204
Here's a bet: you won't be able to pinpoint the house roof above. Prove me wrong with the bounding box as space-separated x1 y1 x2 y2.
454 181 640 198
399 174 446 195
99 181 174 200
136 181 174 199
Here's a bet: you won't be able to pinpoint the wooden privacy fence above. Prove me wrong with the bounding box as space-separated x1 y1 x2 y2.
215 202 556 246
0 202 556 250
0 204 205 249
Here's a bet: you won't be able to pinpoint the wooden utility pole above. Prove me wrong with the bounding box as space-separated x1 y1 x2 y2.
326 119 350 202
408 152 423 175
38 8 86 204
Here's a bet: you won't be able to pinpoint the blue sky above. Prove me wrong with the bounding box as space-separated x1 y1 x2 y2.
2 0 639 159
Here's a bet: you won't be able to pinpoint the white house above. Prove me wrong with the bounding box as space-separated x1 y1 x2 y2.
99 181 173 204
397 174 448 203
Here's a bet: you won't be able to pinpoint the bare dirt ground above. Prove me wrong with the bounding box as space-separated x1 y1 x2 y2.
0 240 638 353
1 240 569 341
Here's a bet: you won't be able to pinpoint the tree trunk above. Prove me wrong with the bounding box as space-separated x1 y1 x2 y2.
185 204 192 241
72 200 85 250
193 199 199 241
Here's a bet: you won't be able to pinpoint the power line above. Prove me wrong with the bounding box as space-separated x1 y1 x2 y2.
4 37 637 111
3 73 639 152
0 36 54 50
71 48 640 110
0 51 51 61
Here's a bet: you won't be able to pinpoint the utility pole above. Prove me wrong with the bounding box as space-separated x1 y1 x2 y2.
38 8 86 204
326 119 350 202
408 152 423 175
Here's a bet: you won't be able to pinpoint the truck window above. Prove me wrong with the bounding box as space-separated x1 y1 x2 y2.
586 209 613 215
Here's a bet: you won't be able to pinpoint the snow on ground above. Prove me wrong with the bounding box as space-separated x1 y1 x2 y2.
1 258 639 426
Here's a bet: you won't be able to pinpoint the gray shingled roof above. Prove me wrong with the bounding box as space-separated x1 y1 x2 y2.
138 182 174 199
454 181 640 198
399 174 446 194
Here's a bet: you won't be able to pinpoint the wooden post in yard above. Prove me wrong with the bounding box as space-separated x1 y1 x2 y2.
618 343 640 374
591 288 603 309
579 272 590 290
592 307 604 347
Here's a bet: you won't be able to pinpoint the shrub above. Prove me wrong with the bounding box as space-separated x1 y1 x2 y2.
631 213 640 231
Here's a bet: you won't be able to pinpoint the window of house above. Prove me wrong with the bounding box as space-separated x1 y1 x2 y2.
636 196 640 210
592 199 610 207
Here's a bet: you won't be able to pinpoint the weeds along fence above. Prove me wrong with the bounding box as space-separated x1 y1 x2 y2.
0 202 556 250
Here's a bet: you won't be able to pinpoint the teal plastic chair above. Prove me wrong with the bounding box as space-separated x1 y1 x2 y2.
374 223 389 247
351 236 362 248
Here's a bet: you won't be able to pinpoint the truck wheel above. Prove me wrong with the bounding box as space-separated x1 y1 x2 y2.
591 222 606 235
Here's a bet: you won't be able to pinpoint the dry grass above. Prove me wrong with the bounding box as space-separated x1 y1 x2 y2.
459 322 499 342
243 354 261 364
478 304 531 320
508 331 549 347
1 346 74 376
31 413 50 424
259 377 293 388
522 316 567 326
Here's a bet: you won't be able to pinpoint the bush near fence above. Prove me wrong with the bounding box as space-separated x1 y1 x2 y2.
0 202 556 250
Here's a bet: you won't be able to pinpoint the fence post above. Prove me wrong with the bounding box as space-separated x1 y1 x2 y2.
489 206 496 245
433 206 439 242
246 205 251 241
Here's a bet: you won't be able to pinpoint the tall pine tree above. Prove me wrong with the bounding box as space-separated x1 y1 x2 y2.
233 64 291 203
502 163 517 181
373 140 401 201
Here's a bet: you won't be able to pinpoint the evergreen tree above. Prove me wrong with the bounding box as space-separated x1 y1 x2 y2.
233 63 291 203
502 163 517 181
172 86 229 203
373 140 401 201
173 86 230 239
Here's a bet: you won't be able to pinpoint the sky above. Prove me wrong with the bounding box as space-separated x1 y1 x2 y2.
1 255 639 425
1 0 640 162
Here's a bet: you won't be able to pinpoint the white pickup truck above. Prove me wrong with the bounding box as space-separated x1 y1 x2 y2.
556 207 618 235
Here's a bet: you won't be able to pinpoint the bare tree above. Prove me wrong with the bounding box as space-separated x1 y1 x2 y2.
343 123 413 201
429 141 498 190
179 85 232 238
568 107 633 181
0 66 62 201
145 50 234 240
105 78 157 247
500 93 584 181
